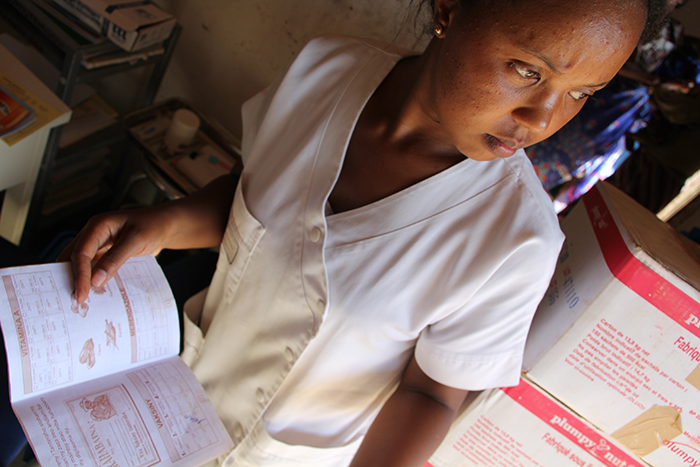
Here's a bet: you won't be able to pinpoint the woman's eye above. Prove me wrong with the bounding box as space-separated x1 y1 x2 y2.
512 63 540 80
569 90 592 101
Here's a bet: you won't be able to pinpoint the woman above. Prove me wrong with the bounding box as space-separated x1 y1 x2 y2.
61 0 666 465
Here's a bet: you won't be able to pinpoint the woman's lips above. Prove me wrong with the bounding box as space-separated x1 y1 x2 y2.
484 134 519 158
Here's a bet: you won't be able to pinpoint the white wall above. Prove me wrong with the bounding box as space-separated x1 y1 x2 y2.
152 0 430 142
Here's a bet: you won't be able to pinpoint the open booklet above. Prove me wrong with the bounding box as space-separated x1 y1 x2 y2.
0 256 233 467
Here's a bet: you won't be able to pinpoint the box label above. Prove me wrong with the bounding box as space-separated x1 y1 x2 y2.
426 380 643 467
505 381 643 467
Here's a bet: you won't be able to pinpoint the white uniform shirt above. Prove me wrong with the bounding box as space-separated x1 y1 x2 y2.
183 35 564 464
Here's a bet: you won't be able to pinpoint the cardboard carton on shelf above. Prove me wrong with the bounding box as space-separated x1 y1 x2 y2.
523 181 700 467
425 378 644 467
50 0 176 51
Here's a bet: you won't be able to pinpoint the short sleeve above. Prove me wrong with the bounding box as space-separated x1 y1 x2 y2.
415 209 563 391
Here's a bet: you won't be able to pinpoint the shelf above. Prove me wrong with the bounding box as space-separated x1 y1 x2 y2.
123 99 243 198
56 121 125 160
0 0 181 250
41 179 112 220
0 1 181 105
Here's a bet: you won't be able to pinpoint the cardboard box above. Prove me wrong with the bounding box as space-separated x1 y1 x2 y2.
523 181 700 467
425 378 644 467
51 0 176 51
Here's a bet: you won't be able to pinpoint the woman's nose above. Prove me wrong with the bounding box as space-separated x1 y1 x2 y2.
511 89 559 133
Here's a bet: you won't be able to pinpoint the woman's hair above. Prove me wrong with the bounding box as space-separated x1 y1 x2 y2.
643 0 676 42
415 0 676 44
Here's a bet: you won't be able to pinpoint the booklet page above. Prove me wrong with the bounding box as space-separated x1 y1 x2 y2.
14 356 234 467
0 256 180 402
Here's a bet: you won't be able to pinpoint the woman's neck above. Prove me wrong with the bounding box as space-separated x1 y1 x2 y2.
366 42 461 160
327 43 466 214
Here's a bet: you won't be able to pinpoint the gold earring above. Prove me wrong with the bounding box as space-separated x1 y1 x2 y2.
434 23 444 37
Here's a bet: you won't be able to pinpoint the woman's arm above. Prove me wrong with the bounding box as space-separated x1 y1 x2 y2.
349 356 468 467
59 172 237 303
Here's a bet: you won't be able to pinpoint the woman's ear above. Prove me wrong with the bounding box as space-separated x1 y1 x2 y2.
433 0 462 33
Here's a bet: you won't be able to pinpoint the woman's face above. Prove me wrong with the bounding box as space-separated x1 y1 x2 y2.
427 0 647 161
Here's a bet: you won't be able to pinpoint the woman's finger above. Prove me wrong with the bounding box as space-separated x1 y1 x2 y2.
66 214 128 303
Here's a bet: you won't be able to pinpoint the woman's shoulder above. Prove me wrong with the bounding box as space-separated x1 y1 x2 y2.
240 35 406 164
283 34 408 82
298 34 411 59
502 151 564 243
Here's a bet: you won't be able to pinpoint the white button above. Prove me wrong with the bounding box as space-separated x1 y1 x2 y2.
285 347 294 362
316 300 326 313
233 423 243 439
309 227 322 243
256 388 265 403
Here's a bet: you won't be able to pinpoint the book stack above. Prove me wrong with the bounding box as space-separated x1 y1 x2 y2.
0 67 62 147
0 83 35 139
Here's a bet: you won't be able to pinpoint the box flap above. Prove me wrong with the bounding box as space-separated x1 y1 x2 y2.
110 4 173 31
599 181 700 293
80 0 121 14
80 0 172 31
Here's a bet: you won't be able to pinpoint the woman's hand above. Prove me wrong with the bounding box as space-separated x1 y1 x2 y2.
59 172 238 304
58 206 177 304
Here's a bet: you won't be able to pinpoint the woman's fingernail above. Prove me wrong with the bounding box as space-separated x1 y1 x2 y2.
92 269 107 287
